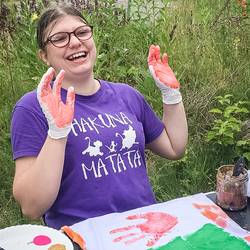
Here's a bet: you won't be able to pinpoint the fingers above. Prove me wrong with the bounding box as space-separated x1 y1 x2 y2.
162 53 169 65
154 45 161 63
148 44 156 65
37 67 55 97
148 44 161 65
66 86 75 109
127 214 142 220
148 44 169 66
53 70 65 98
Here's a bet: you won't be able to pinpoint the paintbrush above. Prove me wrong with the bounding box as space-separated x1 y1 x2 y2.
232 156 248 177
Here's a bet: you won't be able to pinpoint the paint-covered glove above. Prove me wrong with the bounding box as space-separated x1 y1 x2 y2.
148 44 182 104
37 67 75 139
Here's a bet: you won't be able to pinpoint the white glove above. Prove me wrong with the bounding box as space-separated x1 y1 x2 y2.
148 44 182 105
37 67 75 139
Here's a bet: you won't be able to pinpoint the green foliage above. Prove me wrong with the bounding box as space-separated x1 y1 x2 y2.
236 139 250 161
137 75 162 116
206 95 250 159
148 142 217 201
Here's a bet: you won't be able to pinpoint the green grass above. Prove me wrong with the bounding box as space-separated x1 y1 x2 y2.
0 0 249 228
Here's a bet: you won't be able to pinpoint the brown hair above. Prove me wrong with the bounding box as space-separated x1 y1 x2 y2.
37 5 89 50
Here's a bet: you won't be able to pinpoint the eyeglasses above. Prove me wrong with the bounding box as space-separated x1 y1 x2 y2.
44 25 93 48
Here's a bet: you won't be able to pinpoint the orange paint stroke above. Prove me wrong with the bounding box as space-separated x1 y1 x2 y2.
193 203 228 228
61 226 87 250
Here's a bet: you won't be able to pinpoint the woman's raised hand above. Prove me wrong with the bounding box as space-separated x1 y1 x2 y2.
37 68 75 139
148 44 182 104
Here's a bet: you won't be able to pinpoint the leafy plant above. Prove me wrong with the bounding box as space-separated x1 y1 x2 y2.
236 139 250 161
206 94 250 160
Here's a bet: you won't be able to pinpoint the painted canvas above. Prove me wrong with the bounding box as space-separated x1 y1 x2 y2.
71 193 250 250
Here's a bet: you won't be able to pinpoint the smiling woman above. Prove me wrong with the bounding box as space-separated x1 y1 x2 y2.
37 13 98 94
10 3 188 230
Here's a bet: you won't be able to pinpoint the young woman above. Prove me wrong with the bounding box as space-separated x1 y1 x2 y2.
11 5 188 229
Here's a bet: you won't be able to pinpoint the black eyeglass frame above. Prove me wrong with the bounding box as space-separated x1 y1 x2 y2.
43 25 94 48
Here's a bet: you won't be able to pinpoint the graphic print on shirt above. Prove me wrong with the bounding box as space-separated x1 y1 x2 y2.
71 112 142 180
115 125 139 151
82 137 103 156
105 141 118 153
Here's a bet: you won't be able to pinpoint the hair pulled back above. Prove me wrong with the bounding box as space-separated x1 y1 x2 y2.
37 5 88 49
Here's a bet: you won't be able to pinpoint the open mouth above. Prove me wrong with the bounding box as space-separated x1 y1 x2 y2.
67 51 87 61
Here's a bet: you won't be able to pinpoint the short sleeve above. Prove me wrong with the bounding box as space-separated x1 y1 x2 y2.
139 96 164 144
121 84 164 145
11 106 48 160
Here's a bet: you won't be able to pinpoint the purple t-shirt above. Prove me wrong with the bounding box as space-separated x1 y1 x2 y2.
11 80 164 229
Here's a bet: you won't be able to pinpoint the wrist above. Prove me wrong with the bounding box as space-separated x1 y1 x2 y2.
48 124 72 139
161 88 182 105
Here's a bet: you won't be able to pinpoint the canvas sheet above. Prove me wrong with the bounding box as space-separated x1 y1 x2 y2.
71 193 250 250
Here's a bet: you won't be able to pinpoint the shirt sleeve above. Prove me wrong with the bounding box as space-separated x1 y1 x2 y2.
140 97 164 144
11 106 48 160
128 86 164 145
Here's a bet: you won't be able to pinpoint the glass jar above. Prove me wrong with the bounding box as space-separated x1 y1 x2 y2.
216 165 248 211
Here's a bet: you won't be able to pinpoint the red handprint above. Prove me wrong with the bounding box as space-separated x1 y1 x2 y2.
110 212 178 247
193 203 228 228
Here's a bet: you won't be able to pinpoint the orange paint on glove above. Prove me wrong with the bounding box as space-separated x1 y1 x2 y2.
37 68 75 139
148 44 182 104
148 44 180 89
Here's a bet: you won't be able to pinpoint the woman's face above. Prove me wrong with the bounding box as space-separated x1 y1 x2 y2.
40 15 96 82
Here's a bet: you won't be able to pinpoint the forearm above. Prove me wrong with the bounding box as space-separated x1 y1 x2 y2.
13 136 67 219
146 44 188 159
162 101 188 156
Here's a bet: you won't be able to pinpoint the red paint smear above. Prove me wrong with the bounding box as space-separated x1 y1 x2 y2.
125 234 145 245
110 225 135 234
113 233 137 242
244 236 250 242
110 211 178 247
215 217 227 228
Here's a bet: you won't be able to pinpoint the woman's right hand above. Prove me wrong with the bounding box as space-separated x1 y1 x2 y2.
37 67 75 139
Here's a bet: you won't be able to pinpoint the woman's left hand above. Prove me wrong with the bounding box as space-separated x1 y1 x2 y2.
148 44 182 104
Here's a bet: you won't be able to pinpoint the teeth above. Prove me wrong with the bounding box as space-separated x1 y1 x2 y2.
68 52 86 60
